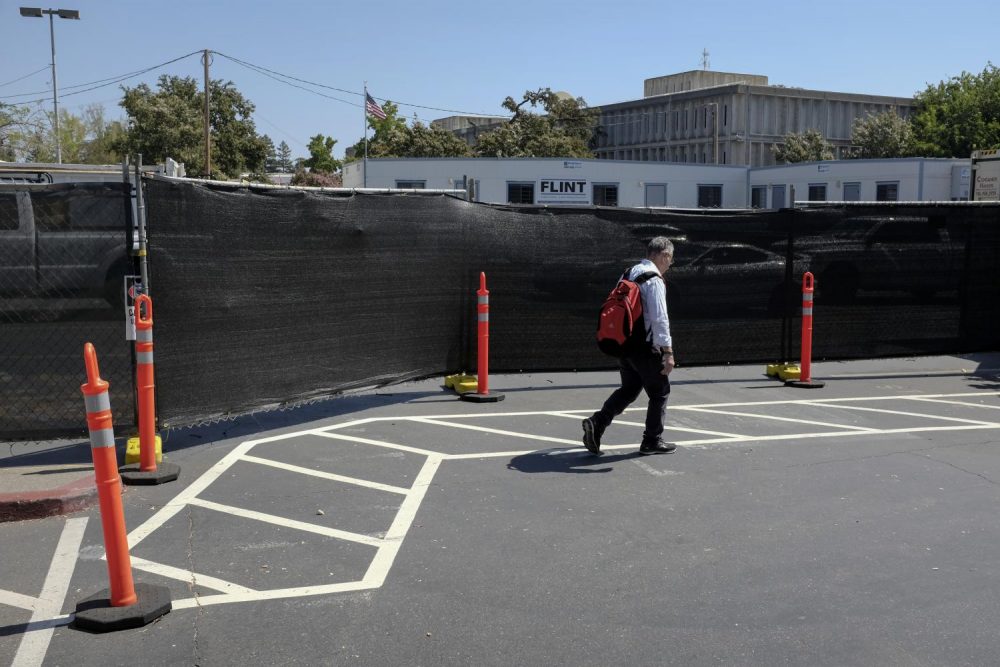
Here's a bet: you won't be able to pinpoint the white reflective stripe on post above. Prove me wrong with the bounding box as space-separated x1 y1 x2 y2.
84 392 111 413
136 329 153 342
478 313 489 321
136 351 154 364
803 293 814 302
478 296 488 304
802 307 814 316
89 428 116 449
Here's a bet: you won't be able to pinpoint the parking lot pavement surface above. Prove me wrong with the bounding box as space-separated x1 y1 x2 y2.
2 353 1000 666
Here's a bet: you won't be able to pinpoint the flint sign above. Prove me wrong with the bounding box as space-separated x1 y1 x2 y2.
537 179 590 204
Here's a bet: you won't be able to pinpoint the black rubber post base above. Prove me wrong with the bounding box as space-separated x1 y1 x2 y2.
459 392 505 403
119 461 181 485
785 380 827 389
73 582 171 633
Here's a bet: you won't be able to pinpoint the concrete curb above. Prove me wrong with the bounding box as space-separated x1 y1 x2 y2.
0 475 98 522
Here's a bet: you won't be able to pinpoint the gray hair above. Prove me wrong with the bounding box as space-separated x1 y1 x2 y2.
647 236 674 257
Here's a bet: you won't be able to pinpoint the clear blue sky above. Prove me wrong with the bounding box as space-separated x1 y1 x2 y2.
1 0 996 160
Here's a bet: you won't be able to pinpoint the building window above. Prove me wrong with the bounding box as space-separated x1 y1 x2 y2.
507 183 534 204
698 185 723 208
876 181 899 201
593 184 619 207
395 180 426 189
723 104 728 127
751 186 767 209
808 184 827 201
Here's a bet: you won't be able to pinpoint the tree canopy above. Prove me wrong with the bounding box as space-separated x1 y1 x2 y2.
474 88 597 158
0 102 123 163
850 109 915 159
303 134 340 173
345 100 471 160
910 62 1000 157
116 75 269 178
772 129 834 163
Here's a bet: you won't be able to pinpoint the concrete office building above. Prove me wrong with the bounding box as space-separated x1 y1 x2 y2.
433 70 916 168
594 70 915 167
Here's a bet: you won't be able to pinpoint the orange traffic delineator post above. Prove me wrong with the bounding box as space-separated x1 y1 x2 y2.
120 295 180 485
460 272 504 403
786 272 826 389
74 342 171 633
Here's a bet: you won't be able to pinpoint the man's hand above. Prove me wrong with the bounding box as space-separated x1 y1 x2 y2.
661 352 675 376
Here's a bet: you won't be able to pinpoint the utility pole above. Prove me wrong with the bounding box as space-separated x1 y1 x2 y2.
202 49 211 178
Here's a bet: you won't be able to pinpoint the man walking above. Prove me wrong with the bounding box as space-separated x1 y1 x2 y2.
583 236 676 455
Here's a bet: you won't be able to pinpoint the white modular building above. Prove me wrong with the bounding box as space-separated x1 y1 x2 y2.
343 157 749 208
343 157 971 208
748 158 971 208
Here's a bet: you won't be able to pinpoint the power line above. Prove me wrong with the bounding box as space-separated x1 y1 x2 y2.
213 51 510 119
0 50 203 101
0 66 50 88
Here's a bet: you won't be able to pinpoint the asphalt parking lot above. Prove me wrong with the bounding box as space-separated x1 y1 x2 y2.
3 354 1000 666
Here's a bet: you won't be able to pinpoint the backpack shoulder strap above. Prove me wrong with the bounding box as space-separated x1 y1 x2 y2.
634 271 660 285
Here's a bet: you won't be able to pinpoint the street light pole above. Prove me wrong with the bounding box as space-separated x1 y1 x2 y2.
19 7 79 164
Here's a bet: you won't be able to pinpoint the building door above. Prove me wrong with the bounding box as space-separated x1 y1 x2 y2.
771 185 786 208
843 182 861 201
645 184 667 207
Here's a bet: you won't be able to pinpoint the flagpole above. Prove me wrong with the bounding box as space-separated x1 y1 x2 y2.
363 81 368 188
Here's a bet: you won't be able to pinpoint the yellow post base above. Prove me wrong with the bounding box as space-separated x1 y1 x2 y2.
777 364 801 382
765 363 782 378
444 373 479 394
125 434 162 465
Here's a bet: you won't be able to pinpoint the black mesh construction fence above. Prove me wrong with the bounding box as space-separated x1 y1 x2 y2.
142 179 1000 429
0 182 135 440
5 180 996 437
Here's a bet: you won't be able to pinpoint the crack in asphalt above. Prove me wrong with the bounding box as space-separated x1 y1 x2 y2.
186 505 204 666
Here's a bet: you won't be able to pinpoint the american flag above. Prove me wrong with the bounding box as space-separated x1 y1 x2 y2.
365 93 387 120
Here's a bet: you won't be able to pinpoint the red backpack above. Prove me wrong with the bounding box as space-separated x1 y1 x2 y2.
596 270 659 357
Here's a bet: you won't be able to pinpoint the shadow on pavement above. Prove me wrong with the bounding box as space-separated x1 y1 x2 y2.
506 448 646 474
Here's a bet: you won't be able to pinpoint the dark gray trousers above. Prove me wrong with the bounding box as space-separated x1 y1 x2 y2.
594 351 671 444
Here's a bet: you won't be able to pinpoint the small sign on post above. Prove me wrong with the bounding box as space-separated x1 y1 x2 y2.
124 275 142 341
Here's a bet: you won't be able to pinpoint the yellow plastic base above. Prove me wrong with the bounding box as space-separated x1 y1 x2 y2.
777 365 801 381
444 373 479 394
766 363 802 381
125 435 162 465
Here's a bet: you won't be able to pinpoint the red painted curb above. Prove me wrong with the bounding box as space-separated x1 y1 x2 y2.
0 475 98 522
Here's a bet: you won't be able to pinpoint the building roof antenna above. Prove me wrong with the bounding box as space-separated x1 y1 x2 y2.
701 48 710 70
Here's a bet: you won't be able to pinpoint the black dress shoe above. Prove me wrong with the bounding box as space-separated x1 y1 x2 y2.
639 440 676 454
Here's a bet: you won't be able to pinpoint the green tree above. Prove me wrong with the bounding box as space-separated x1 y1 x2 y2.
849 109 915 159
276 140 293 172
474 88 597 158
772 129 834 163
79 104 127 164
261 134 278 172
344 100 408 160
304 134 340 173
0 103 48 161
910 63 1000 157
117 75 269 178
